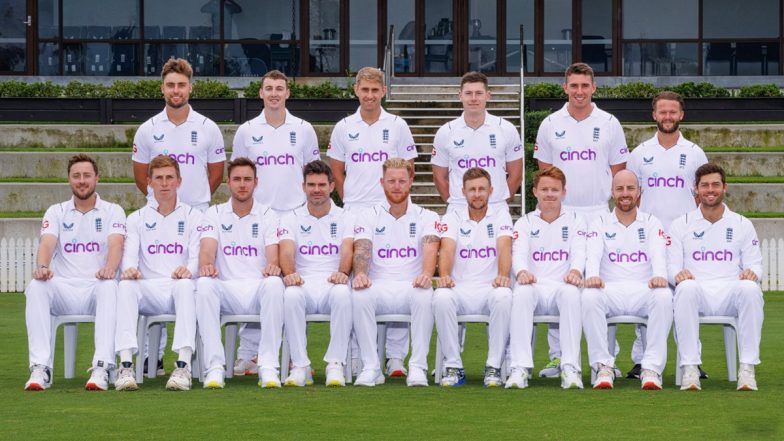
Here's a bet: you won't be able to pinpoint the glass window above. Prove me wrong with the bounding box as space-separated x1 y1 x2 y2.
468 0 496 73
623 42 697 76
543 0 571 72
0 0 26 72
62 43 137 75
145 0 216 40
38 0 59 39
703 0 779 38
38 42 60 75
424 0 453 73
704 42 780 75
389 0 415 73
622 0 697 39
144 43 219 76
581 0 612 73
506 0 534 73
309 0 340 73
224 43 298 76
225 0 299 40
349 0 377 72
62 0 139 39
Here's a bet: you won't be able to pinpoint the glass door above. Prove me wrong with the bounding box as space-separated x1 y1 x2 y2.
0 0 31 74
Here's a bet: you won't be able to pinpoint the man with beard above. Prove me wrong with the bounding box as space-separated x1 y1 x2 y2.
505 166 586 390
25 155 126 391
532 62 628 379
279 160 355 387
351 158 440 387
668 163 763 391
582 170 672 390
433 168 513 387
131 58 226 374
626 91 709 379
196 157 284 389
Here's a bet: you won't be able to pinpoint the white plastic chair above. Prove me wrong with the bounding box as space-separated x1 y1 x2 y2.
280 313 353 384
135 314 201 383
49 314 96 381
434 314 509 383
590 315 649 384
219 314 261 379
675 316 738 385
375 314 412 373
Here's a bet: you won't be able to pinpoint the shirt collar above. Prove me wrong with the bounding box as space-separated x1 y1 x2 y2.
693 204 732 222
296 200 339 219
559 102 597 120
157 105 198 124
609 208 646 225
457 111 493 129
349 107 393 125
648 132 687 148
380 197 415 217
461 203 501 223
532 206 568 220
257 109 294 126
65 193 104 212
147 196 186 213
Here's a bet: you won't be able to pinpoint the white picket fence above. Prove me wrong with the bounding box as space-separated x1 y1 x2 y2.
1 237 783 292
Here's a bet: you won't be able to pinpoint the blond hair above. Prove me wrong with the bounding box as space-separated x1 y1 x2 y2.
382 157 414 177
355 67 385 85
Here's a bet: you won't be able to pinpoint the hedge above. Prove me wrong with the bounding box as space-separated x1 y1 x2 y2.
524 81 780 99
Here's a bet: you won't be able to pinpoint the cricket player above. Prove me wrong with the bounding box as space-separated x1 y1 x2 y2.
431 71 524 213
582 170 672 390
279 160 354 387
351 158 439 387
505 166 586 389
114 155 203 391
24 154 126 391
327 67 418 377
230 69 320 376
434 167 514 387
668 163 763 391
196 157 285 389
532 62 628 378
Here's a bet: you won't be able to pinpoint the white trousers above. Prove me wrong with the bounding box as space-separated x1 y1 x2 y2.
582 282 673 374
25 277 117 369
674 279 763 366
352 280 433 372
283 276 352 367
115 278 196 356
433 284 511 369
509 280 582 371
196 277 285 371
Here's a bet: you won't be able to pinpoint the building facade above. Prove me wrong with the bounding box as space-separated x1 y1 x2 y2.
0 0 782 78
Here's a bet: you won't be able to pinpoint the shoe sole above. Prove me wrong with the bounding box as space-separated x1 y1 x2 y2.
115 384 138 391
592 381 613 389
326 380 345 387
284 380 305 387
484 381 501 388
388 370 407 377
85 382 107 391
25 383 46 391
166 384 191 391
204 381 224 389
680 384 701 391
642 382 662 390
737 384 757 391
259 381 281 388
505 383 528 389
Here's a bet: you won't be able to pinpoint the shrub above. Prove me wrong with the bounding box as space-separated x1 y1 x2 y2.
243 80 261 99
667 81 730 98
525 82 565 98
107 79 163 98
738 84 783 98
192 79 237 98
0 80 62 97
596 82 660 98
523 110 551 144
62 81 108 98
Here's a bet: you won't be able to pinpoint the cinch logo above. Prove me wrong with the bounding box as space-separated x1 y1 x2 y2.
215 147 225 155
223 243 259 257
277 227 289 237
196 225 214 232
350 149 388 163
353 226 365 234
578 230 597 238
299 243 339 256
609 250 648 263
459 246 497 259
256 153 295 166
163 150 196 165
147 241 184 255
377 245 417 259
619 148 629 154
457 156 496 169
647 173 685 188
406 144 416 152
64 240 100 253
692 248 733 261
560 148 596 161
532 248 569 262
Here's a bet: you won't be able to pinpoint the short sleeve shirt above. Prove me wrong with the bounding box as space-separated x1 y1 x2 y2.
512 209 588 282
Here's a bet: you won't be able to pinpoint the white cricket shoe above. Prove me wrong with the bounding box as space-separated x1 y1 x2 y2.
737 363 758 391
406 367 428 387
640 368 662 390
166 366 192 391
203 367 225 389
258 367 281 388
538 357 561 378
325 362 346 387
114 366 138 391
354 369 384 387
85 366 109 391
284 366 309 387
592 364 614 389
680 365 701 391
484 366 502 387
505 367 530 389
561 364 584 389
25 364 51 391
233 357 258 376
386 358 407 377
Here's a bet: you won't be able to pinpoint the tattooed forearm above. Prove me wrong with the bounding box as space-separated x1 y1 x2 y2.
353 239 372 274
423 234 440 244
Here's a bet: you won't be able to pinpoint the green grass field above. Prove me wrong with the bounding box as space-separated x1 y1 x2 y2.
0 292 782 440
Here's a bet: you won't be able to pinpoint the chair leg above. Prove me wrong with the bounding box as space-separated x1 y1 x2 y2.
192 329 202 382
49 317 58 382
224 323 239 379
344 341 353 384
640 324 648 352
376 323 387 373
434 337 443 383
135 316 147 384
675 351 682 386
147 323 162 379
280 331 291 382
64 323 78 379
607 324 617 357
724 324 738 382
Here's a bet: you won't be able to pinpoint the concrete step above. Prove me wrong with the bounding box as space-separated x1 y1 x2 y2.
389 107 521 116
390 84 520 94
706 152 784 176
386 101 519 110
389 93 518 101
403 116 521 127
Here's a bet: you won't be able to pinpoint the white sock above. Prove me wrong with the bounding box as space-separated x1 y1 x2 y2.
178 347 193 365
120 349 133 364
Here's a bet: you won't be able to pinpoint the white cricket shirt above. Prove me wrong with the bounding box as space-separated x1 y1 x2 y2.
512 208 588 282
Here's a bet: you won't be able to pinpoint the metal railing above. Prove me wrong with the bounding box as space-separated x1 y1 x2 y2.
519 24 526 211
382 25 395 99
